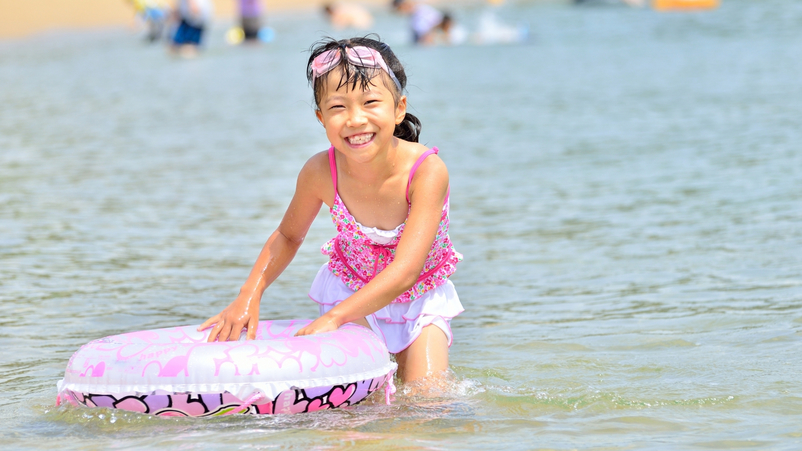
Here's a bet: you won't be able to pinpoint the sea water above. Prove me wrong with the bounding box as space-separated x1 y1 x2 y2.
1 0 801 449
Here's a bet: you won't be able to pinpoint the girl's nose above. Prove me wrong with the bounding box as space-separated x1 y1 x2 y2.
346 108 368 127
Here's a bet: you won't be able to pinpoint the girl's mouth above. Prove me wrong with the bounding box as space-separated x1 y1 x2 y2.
345 133 375 146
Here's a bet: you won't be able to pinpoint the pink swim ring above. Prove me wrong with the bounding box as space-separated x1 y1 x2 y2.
56 319 397 417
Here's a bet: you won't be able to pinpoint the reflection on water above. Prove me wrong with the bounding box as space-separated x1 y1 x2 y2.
2 0 802 449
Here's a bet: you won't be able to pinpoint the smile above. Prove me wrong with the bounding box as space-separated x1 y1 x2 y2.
345 133 375 146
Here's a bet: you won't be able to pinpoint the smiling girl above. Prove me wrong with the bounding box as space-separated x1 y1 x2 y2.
199 37 463 384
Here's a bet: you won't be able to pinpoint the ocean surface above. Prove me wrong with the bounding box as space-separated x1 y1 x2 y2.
1 0 801 449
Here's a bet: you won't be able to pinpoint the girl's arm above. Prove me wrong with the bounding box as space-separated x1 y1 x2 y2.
198 153 331 342
296 153 450 335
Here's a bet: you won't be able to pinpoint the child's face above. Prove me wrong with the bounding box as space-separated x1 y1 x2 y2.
315 68 407 162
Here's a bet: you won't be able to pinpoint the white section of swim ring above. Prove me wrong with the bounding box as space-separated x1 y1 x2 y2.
57 321 397 402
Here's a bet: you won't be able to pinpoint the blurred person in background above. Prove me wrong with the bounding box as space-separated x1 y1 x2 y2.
323 2 374 30
574 0 645 6
170 0 214 57
126 0 170 42
238 0 264 42
391 0 453 45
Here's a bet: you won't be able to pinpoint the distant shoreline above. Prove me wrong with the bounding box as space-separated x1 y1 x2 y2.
0 0 393 39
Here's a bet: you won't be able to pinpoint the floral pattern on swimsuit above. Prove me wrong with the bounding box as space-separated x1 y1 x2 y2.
321 192 462 303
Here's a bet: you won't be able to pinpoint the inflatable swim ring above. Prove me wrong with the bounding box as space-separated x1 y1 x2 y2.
56 320 396 417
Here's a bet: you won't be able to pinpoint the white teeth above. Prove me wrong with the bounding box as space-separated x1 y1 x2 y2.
347 133 373 145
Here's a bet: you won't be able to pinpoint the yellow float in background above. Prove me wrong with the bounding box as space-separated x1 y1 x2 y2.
225 26 275 45
225 27 245 45
653 0 720 11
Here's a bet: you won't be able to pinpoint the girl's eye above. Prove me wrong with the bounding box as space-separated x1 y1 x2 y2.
365 100 379 105
329 104 344 110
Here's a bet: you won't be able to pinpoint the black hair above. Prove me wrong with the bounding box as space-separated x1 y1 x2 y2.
440 13 453 31
306 36 422 143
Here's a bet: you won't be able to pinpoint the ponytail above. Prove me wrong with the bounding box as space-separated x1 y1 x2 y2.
394 112 422 143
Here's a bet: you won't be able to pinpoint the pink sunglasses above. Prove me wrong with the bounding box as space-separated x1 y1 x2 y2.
311 46 402 93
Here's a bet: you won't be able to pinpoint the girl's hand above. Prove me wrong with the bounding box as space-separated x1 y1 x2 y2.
197 293 261 342
295 314 340 336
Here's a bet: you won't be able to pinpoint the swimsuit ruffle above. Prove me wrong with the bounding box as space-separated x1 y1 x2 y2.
322 239 462 304
308 264 464 354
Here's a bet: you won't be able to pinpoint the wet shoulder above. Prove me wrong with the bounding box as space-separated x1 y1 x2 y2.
298 150 336 207
406 143 449 201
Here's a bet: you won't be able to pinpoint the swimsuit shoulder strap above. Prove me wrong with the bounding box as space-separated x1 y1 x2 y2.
327 146 338 197
406 147 446 204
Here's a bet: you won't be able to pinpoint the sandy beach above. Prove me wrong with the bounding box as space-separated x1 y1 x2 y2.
0 0 389 39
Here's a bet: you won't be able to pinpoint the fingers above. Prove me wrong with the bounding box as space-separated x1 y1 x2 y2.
201 306 261 341
206 320 223 343
246 319 257 340
294 324 324 336
223 322 240 342
295 316 340 337
294 321 327 337
208 319 236 343
197 315 220 332
204 318 252 342
205 326 216 343
226 323 244 342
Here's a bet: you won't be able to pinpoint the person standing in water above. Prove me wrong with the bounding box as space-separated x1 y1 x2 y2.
199 37 464 384
170 0 213 57
391 0 453 45
237 0 264 42
323 2 375 30
126 0 169 42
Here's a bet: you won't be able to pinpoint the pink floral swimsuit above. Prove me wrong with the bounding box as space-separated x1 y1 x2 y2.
309 146 464 354
321 146 463 303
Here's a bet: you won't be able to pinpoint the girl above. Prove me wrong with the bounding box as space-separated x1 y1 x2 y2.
198 37 463 383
